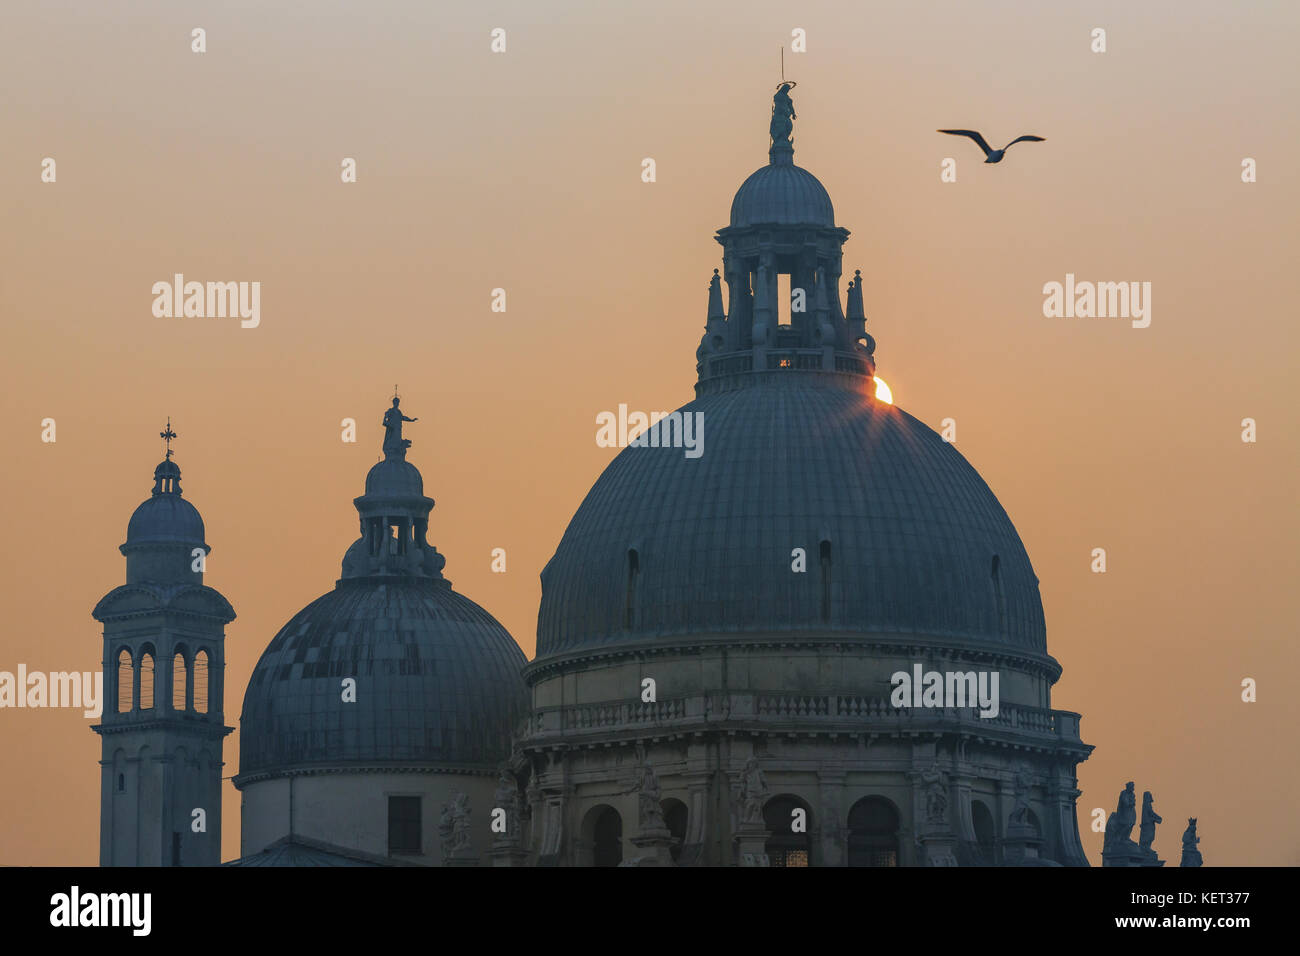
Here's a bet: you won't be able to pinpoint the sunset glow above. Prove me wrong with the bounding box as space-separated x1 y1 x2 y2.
874 377 893 404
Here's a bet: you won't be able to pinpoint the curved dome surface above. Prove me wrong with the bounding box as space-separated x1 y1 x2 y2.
364 458 424 497
240 579 527 776
537 379 1046 657
730 163 835 228
126 494 206 544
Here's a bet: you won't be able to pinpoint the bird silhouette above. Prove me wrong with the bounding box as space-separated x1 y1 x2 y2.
937 129 1045 164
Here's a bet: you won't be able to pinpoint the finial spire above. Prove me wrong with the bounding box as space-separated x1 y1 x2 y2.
160 418 177 460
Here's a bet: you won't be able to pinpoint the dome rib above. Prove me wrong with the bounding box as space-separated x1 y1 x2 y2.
239 579 527 776
536 379 1046 656
729 163 836 228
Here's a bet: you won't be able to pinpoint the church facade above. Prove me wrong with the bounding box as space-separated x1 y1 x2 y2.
94 89 1093 867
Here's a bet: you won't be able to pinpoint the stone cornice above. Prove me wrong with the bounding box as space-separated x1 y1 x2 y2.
524 631 1063 685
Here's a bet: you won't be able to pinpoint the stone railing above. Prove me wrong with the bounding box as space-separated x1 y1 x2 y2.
522 693 1085 745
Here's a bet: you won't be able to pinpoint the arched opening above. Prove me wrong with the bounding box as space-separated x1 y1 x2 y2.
587 805 623 867
764 795 812 867
991 554 1007 637
971 799 997 864
193 650 210 714
847 796 900 867
171 651 188 712
112 749 126 794
662 798 688 863
1025 809 1042 838
624 549 640 630
116 649 133 712
138 650 155 710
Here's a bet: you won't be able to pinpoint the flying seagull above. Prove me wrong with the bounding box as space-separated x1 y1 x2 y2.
937 129 1045 164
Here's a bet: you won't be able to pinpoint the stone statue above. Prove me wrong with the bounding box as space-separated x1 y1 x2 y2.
1009 767 1033 826
739 757 770 826
381 396 418 457
1139 791 1162 851
770 83 796 144
437 796 455 860
920 762 949 824
1180 818 1203 868
1114 781 1137 842
494 767 522 844
439 790 472 860
626 761 666 832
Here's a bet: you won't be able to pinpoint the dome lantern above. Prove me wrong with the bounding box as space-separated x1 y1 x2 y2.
341 395 447 582
700 85 876 394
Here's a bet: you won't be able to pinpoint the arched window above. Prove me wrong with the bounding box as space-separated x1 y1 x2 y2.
592 807 623 867
971 799 997 865
116 773 125 793
193 650 209 714
764 795 812 867
991 554 1007 637
116 649 133 712
847 796 900 867
662 799 688 863
138 651 155 710
172 652 188 712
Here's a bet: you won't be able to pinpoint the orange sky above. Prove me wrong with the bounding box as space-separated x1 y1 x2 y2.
1 0 1296 866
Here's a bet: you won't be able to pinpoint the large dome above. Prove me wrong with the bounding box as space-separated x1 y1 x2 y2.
730 162 835 228
240 577 527 776
537 378 1046 657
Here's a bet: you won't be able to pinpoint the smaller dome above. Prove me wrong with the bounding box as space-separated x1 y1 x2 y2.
730 163 835 228
364 458 424 497
126 494 205 545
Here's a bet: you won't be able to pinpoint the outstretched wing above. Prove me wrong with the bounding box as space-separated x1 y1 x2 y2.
1004 135 1046 150
937 129 992 156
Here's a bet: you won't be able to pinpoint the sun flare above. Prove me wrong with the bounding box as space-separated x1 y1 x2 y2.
874 376 893 404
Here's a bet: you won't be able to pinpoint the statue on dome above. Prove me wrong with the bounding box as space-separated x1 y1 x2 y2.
1009 766 1033 826
770 82 797 144
920 762 949 824
737 757 770 825
1180 818 1203 867
494 767 522 844
625 760 666 832
1139 791 1162 851
1113 781 1137 842
382 395 418 459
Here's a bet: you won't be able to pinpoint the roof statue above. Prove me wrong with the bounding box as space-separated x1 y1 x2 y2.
1180 818 1203 867
1138 791 1162 852
770 82 796 145
382 396 418 460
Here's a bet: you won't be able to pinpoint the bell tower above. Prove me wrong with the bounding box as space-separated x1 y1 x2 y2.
91 422 235 866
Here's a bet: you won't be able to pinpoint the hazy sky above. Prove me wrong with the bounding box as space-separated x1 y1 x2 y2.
1 0 1296 866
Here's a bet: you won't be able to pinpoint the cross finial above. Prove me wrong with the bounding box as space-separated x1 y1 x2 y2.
160 418 177 460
